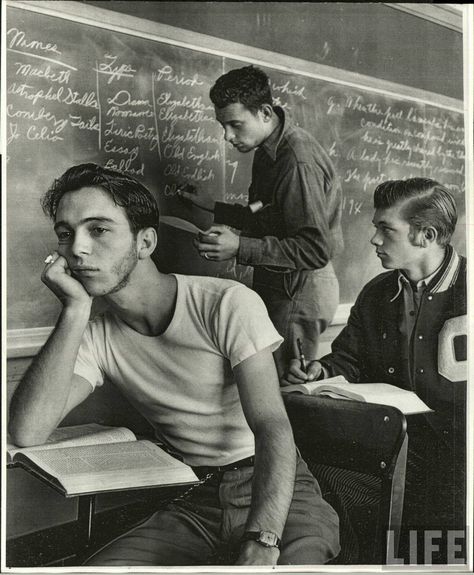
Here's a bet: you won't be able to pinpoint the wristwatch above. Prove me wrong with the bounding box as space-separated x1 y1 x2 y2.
242 530 281 549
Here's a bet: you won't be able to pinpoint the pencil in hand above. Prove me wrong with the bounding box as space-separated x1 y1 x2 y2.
296 338 307 373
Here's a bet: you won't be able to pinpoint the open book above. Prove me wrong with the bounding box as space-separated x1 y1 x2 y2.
282 376 432 415
160 215 203 234
7 423 199 497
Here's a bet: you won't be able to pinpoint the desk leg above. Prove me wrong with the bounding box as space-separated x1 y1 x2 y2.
77 494 96 549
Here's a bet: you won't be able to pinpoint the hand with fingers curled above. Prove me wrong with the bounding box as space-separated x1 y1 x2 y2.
193 224 240 262
42 252 92 309
176 183 216 213
285 358 323 385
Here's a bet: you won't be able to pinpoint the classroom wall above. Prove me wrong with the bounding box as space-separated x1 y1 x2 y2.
6 1 465 340
5 0 465 549
84 1 463 100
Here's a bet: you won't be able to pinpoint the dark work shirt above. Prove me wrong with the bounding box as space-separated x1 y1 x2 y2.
214 107 343 272
397 263 444 387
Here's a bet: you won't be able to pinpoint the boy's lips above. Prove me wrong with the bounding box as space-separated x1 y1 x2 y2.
72 267 99 277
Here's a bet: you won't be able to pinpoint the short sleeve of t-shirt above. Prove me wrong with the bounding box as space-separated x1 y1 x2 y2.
212 284 283 368
73 319 105 390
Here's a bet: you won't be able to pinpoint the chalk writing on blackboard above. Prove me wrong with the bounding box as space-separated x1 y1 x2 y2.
6 6 465 331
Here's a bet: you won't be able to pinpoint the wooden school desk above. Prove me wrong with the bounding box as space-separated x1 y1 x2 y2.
6 460 192 567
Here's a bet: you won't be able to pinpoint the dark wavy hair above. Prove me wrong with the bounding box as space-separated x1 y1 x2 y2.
210 65 273 114
374 178 457 247
41 163 160 236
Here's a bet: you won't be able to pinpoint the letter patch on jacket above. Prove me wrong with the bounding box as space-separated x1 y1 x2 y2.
438 315 467 382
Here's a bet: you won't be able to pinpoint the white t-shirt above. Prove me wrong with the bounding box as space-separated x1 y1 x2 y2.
74 274 283 466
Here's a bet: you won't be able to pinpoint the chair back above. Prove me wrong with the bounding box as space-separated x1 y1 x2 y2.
283 394 407 564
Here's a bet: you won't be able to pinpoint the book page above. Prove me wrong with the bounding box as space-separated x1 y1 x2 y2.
8 423 136 460
18 440 198 495
318 382 432 414
282 379 431 415
316 391 353 401
160 215 204 234
281 375 349 395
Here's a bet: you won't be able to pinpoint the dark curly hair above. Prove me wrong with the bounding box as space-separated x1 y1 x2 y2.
41 163 160 236
374 178 457 247
210 65 273 114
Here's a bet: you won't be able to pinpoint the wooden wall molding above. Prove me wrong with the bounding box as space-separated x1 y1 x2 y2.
386 3 463 32
6 305 352 358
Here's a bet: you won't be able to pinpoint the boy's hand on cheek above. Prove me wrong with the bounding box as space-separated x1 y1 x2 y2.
42 252 92 309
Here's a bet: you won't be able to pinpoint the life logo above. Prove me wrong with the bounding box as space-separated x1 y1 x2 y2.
438 315 467 382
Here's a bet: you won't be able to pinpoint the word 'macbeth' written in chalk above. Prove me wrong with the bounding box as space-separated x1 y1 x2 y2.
13 62 71 84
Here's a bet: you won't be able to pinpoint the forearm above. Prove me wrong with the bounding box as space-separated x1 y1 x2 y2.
238 229 330 270
245 417 296 535
9 304 90 446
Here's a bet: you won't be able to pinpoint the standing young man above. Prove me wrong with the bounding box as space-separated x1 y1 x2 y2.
180 66 343 375
9 163 339 566
286 178 467 564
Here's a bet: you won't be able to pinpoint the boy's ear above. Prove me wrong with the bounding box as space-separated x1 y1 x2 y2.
423 226 438 244
137 227 157 259
260 103 274 121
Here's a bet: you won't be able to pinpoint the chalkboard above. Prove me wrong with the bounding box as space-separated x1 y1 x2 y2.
6 3 466 331
224 58 466 303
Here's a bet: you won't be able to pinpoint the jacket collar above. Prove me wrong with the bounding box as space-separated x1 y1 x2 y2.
260 106 289 161
390 245 460 302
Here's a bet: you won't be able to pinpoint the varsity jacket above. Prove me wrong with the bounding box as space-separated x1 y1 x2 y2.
320 246 467 448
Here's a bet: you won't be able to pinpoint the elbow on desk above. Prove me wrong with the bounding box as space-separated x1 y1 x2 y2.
8 418 53 448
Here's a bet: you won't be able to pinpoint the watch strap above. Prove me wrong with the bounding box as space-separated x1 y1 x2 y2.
242 530 281 548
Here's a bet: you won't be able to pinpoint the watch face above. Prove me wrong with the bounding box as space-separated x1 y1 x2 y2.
258 531 279 547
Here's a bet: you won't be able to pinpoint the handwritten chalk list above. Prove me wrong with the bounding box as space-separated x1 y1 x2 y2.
6 5 465 330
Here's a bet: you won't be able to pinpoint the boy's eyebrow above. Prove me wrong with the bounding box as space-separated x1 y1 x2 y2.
54 216 116 231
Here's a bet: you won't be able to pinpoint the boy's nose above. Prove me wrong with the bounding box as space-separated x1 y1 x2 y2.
71 231 92 256
370 231 383 246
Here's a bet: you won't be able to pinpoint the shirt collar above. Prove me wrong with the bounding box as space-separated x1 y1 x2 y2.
390 245 459 302
260 106 287 161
